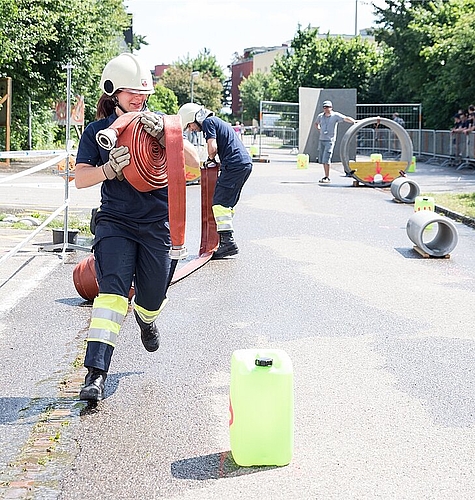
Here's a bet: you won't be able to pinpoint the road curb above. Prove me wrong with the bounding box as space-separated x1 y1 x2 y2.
436 204 475 229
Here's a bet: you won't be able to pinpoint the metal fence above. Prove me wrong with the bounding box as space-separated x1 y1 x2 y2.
247 100 474 171
356 103 422 130
257 101 299 149
243 123 475 171
322 124 475 171
250 102 424 152
409 129 475 170
356 103 423 158
0 147 86 266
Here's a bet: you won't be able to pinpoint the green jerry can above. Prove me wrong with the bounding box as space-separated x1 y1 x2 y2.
229 348 294 466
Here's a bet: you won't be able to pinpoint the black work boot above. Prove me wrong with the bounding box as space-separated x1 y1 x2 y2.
79 367 107 401
212 231 239 259
134 310 160 352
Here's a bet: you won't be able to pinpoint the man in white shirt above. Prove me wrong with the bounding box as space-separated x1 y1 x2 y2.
315 100 356 183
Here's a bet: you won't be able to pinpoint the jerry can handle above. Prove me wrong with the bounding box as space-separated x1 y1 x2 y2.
255 357 273 367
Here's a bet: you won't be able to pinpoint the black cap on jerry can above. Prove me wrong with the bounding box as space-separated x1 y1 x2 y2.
255 357 273 367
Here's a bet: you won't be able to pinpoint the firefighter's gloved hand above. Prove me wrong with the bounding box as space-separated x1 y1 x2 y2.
140 113 165 147
102 145 130 181
140 113 164 137
203 158 218 169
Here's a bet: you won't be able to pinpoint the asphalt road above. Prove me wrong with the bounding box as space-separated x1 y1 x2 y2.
1 153 475 499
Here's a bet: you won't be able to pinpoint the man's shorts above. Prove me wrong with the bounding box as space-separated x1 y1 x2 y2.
319 140 335 164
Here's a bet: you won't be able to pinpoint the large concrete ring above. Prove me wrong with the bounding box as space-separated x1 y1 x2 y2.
406 211 459 257
340 117 413 187
390 177 421 203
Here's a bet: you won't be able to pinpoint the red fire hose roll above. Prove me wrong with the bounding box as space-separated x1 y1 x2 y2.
96 112 186 250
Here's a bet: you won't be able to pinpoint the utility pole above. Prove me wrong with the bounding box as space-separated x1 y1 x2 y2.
190 71 200 103
62 62 73 254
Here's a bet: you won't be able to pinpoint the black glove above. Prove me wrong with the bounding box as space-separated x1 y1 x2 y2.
203 158 218 168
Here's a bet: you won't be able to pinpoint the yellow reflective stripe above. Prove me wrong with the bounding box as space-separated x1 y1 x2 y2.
212 205 234 231
87 322 118 347
134 298 169 324
212 204 232 217
86 293 128 347
90 317 122 335
93 293 129 315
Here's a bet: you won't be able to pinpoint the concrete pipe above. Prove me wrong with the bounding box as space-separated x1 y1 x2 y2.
406 211 459 257
390 177 421 203
340 117 413 187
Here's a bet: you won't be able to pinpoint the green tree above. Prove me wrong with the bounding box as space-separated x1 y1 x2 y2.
190 48 226 80
374 0 475 129
147 84 179 114
412 0 475 128
159 50 225 111
0 0 17 67
0 0 134 149
239 72 280 122
271 26 384 104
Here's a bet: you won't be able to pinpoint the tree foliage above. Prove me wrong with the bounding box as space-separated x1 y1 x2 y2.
147 84 179 114
159 50 224 112
239 72 280 122
0 0 133 149
271 26 384 104
3 0 475 149
373 0 475 129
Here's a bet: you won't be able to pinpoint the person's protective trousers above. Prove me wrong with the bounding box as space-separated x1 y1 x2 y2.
84 218 175 372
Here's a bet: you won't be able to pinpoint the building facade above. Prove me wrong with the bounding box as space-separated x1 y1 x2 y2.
230 45 289 117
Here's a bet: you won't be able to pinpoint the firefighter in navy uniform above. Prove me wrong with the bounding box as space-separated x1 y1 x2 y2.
74 54 200 401
178 103 252 259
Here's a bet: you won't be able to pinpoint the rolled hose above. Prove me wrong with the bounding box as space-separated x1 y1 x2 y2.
96 112 186 250
73 253 135 302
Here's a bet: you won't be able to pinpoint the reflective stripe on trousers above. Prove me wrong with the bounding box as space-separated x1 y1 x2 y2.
87 293 128 347
134 298 169 324
212 204 234 232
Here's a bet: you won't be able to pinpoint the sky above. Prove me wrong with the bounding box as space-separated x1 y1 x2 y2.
124 0 388 72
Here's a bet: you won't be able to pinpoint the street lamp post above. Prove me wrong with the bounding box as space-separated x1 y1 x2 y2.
190 70 200 103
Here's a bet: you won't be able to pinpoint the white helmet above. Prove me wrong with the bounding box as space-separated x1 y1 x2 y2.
100 53 154 96
177 103 214 130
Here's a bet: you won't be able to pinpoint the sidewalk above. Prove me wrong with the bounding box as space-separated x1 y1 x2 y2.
0 165 99 314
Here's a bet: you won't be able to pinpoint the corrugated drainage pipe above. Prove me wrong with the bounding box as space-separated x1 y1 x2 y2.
390 177 421 203
406 211 459 257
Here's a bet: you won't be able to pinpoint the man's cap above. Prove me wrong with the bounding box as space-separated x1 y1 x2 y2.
323 100 333 107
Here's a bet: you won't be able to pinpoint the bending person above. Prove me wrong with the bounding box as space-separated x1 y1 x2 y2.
178 103 252 259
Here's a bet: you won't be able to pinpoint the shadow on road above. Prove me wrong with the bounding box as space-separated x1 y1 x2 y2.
171 450 279 480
